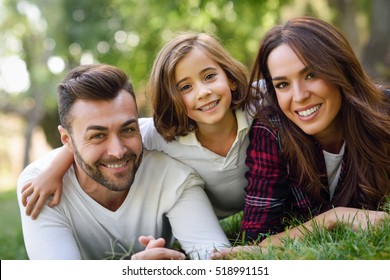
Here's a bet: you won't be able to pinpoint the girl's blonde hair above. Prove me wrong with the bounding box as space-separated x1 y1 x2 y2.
147 32 249 141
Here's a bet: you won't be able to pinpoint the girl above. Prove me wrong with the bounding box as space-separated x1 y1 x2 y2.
212 16 390 258
21 32 254 220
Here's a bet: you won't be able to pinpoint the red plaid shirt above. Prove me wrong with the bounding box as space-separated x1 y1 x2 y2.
242 119 344 241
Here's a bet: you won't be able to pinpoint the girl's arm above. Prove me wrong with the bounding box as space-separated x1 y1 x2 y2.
21 146 74 219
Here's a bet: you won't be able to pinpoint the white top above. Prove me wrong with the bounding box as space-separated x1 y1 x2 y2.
323 142 346 200
139 109 253 218
17 148 230 260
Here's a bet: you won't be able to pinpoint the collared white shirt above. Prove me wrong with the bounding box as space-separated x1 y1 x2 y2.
140 109 253 218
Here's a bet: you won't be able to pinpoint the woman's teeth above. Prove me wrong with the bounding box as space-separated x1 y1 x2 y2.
297 105 320 117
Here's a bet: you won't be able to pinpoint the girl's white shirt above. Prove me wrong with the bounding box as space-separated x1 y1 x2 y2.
139 109 253 218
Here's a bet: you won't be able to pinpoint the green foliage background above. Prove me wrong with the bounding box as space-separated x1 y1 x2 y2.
0 0 389 260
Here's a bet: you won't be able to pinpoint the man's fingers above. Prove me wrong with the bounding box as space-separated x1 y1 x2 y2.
145 238 165 249
138 236 155 246
131 248 186 260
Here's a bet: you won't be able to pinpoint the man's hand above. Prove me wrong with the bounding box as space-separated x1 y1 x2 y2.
131 236 186 260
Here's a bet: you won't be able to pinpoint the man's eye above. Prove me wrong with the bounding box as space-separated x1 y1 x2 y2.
122 127 136 134
91 133 105 140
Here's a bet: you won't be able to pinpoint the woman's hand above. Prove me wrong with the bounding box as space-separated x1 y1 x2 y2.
320 207 390 230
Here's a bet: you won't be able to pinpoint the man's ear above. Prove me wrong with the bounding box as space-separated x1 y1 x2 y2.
58 125 74 153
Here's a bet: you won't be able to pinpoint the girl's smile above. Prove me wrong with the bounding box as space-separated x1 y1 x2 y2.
174 47 235 128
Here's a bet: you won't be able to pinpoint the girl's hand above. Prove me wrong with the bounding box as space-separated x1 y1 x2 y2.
21 174 63 220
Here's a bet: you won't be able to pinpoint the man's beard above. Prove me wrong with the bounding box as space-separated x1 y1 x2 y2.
73 144 143 192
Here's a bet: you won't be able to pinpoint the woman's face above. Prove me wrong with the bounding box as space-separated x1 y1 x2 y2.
267 43 342 146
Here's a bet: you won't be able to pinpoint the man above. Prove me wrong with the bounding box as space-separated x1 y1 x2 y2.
17 64 230 260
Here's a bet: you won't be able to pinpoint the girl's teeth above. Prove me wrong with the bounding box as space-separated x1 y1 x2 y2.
298 105 320 117
199 101 218 111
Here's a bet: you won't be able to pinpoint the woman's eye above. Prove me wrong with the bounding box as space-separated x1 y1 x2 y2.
274 82 288 89
306 72 316 79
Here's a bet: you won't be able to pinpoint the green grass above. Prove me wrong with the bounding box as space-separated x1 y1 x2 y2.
1 187 389 260
0 189 28 259
220 201 390 260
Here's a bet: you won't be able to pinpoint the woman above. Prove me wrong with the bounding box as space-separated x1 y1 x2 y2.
212 16 390 258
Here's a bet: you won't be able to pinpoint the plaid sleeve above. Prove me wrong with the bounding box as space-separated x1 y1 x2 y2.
242 120 290 241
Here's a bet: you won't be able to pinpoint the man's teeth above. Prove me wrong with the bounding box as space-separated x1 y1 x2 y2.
106 162 126 168
297 105 320 117
199 101 218 111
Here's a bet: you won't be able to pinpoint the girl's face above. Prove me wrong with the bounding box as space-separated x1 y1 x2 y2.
174 47 235 128
267 44 342 145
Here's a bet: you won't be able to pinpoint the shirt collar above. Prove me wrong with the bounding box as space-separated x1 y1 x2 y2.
176 109 252 146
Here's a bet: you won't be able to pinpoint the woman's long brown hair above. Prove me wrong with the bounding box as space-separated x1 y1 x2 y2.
249 16 390 209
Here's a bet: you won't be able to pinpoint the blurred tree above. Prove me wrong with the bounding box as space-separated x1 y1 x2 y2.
0 0 388 170
0 0 61 166
361 0 390 83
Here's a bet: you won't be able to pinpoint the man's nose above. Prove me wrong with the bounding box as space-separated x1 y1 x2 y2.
106 136 126 159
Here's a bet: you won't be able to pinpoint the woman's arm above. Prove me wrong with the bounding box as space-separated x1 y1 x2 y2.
259 207 390 247
211 207 389 259
241 121 290 239
21 145 74 219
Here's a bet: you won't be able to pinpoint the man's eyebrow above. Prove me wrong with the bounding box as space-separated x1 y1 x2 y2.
85 125 107 132
121 119 138 128
85 119 138 132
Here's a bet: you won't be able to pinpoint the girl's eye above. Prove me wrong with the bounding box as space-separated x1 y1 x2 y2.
205 73 216 81
274 82 288 89
178 84 191 93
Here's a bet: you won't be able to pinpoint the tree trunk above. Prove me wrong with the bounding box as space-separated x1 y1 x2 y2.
22 105 44 167
362 0 390 83
328 0 360 56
